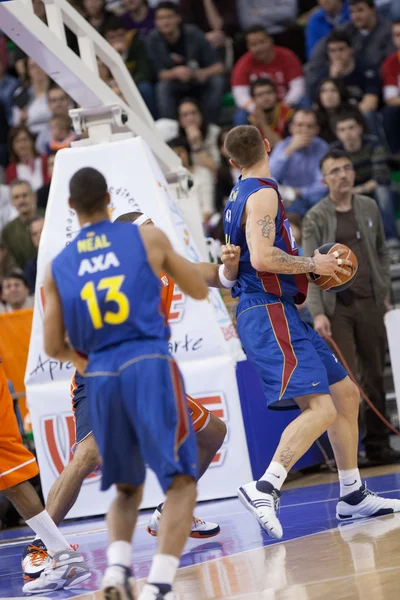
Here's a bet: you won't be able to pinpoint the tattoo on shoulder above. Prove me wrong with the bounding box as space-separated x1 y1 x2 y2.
257 215 275 239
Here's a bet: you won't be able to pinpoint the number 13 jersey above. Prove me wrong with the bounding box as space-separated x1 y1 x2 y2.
224 177 308 304
51 220 170 356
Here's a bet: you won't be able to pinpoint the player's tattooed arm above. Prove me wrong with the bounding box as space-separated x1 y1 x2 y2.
268 248 316 274
256 215 275 239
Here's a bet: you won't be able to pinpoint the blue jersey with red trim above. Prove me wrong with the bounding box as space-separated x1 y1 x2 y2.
223 177 308 304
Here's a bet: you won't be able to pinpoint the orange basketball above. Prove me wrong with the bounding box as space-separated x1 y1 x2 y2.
309 243 358 292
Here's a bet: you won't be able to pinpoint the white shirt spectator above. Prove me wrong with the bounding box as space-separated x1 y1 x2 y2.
13 95 52 136
0 185 18 233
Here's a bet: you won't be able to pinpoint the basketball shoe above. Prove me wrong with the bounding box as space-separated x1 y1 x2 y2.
237 480 283 539
22 539 51 581
22 548 91 594
138 583 175 600
101 565 135 600
146 504 220 538
336 483 400 520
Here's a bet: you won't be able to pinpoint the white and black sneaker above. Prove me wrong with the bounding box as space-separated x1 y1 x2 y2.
138 583 174 599
237 480 283 539
102 565 135 600
147 503 220 539
337 483 400 520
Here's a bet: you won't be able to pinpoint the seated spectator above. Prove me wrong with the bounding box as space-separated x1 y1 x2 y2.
180 0 238 50
231 26 305 126
331 111 400 246
306 0 350 58
83 0 116 34
177 98 220 173
269 108 329 216
236 0 304 60
0 100 8 171
313 32 380 112
168 136 215 221
248 78 293 149
307 0 394 95
315 76 365 143
48 115 76 152
0 54 18 125
103 17 156 117
37 152 55 210
12 59 52 136
121 0 156 35
381 20 400 154
2 180 44 269
23 216 44 294
0 270 33 313
6 126 49 191
147 2 224 123
35 84 74 154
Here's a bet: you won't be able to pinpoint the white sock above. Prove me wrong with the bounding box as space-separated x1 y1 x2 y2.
25 510 69 554
259 461 287 491
147 554 179 586
338 468 362 497
107 541 132 568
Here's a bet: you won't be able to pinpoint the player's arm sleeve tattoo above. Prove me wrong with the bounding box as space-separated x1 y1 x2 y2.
252 213 316 274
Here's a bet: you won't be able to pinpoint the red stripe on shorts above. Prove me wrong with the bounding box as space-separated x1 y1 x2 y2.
266 302 298 399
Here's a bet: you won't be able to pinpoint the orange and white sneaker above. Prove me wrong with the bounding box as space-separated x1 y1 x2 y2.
22 539 51 581
146 504 220 539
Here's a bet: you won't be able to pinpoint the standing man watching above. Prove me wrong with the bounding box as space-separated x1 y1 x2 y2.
302 149 400 466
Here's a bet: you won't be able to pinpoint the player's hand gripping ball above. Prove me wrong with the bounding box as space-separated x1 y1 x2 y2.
221 244 241 268
309 243 358 292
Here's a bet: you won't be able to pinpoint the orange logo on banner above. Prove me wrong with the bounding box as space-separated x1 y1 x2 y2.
169 286 185 323
43 414 100 481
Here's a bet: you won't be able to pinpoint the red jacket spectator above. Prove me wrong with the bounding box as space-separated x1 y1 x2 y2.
381 52 400 103
231 26 305 113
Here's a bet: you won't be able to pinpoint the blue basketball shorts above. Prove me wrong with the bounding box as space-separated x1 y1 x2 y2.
236 297 347 410
84 339 198 492
70 371 92 445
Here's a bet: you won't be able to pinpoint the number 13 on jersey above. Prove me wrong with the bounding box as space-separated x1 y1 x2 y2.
80 275 130 329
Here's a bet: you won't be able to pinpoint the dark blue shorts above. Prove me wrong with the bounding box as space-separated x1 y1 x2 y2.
84 339 198 492
71 371 92 444
237 297 347 410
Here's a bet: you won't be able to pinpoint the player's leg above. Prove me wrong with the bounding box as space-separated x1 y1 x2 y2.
0 366 89 592
312 331 400 520
147 403 226 539
238 392 337 539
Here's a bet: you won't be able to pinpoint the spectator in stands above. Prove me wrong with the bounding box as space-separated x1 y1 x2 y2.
83 0 115 35
306 0 350 58
103 17 156 117
168 136 214 221
248 78 293 149
24 216 44 294
303 149 400 466
307 0 394 96
180 0 238 49
36 84 73 154
6 126 49 192
331 111 400 247
231 26 305 126
0 55 18 125
147 2 224 123
1 180 43 270
269 108 329 216
37 152 55 210
121 0 156 35
0 101 8 171
48 115 76 152
12 59 52 135
177 98 220 173
0 270 33 313
381 20 400 154
315 77 365 143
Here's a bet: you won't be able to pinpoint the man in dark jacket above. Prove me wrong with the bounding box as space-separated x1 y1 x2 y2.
303 149 400 466
147 2 224 123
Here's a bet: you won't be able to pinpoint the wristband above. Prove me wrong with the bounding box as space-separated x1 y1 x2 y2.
133 213 151 226
219 263 237 288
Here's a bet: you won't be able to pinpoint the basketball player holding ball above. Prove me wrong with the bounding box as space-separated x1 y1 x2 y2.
223 125 400 540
